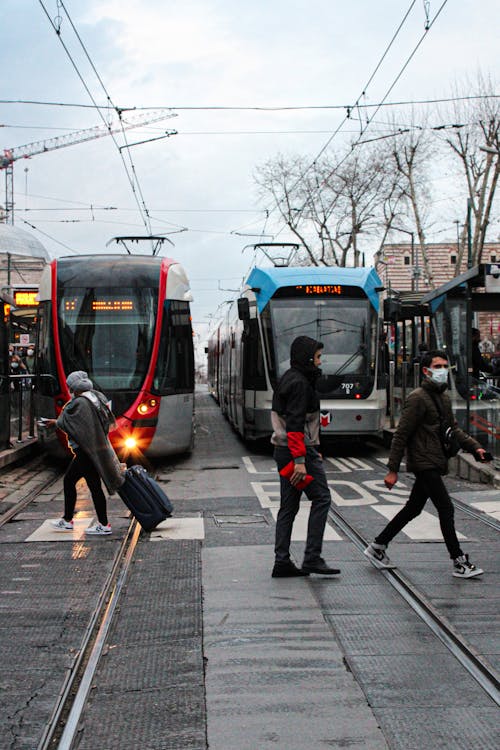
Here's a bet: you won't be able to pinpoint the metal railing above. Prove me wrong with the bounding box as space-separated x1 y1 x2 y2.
8 373 36 445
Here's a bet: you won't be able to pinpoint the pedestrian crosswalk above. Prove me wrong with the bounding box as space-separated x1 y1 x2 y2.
245 456 473 543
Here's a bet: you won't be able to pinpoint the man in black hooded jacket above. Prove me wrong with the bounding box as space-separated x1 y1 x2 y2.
270 335 340 578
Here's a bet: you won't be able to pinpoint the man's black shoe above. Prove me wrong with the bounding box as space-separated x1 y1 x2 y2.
301 558 340 575
272 561 310 578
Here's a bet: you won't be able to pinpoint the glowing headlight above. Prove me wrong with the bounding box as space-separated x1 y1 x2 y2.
137 403 149 414
124 437 137 449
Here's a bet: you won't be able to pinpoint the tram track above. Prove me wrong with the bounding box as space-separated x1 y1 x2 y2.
451 495 500 532
0 458 62 529
37 516 141 750
326 504 500 706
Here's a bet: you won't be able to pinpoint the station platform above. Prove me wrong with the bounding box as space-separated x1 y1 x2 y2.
0 432 39 470
0 391 499 749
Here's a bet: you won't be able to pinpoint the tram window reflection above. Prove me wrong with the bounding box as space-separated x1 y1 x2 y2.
58 287 157 391
269 298 372 380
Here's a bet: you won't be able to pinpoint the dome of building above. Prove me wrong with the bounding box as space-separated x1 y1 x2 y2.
0 224 50 260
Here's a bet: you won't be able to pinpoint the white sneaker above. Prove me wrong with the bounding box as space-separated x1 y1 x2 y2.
363 542 397 569
453 554 483 578
51 518 74 531
85 523 112 535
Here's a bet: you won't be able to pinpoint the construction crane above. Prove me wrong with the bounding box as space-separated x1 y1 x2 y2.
0 109 177 224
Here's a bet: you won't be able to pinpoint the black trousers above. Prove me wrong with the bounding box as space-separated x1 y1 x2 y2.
63 448 108 526
273 446 331 564
375 469 462 559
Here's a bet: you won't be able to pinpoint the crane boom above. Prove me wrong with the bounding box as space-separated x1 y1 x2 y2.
2 109 176 165
1 109 177 224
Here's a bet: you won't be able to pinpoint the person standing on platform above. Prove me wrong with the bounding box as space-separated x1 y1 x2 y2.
270 336 340 578
23 346 36 373
472 328 493 380
48 371 124 535
364 350 491 578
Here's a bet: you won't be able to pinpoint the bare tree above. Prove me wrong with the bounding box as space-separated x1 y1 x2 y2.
439 73 500 269
386 115 436 286
255 140 406 267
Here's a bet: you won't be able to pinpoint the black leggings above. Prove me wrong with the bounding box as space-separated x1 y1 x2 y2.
375 469 462 559
63 449 108 526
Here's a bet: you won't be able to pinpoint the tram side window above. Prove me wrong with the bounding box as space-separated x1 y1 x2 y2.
242 319 266 390
36 302 60 395
260 307 276 384
153 301 194 395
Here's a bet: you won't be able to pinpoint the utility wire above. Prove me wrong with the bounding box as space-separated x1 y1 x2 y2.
58 0 155 238
37 0 154 238
238 0 419 237
267 0 451 240
1 95 497 112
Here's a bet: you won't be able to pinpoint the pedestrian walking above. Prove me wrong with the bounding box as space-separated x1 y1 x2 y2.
364 349 491 578
271 336 340 578
48 371 124 535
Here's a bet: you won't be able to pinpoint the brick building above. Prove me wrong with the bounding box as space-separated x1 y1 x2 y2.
376 241 500 350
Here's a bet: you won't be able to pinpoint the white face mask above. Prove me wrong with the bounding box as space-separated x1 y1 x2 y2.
11 362 19 369
27 350 34 356
427 367 448 386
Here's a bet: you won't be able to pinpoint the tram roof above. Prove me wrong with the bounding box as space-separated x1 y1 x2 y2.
245 265 382 312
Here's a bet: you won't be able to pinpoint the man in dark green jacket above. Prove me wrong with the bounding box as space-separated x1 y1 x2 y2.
364 350 490 578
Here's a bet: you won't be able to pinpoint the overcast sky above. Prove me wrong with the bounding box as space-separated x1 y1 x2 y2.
1 0 498 353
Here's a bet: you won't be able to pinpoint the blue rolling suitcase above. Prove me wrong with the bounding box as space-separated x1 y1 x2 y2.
118 465 173 532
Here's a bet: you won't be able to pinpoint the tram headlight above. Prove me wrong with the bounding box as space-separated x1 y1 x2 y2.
137 398 158 415
124 436 137 449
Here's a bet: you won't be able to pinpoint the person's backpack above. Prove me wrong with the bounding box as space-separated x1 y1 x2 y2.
428 393 460 458
80 392 114 434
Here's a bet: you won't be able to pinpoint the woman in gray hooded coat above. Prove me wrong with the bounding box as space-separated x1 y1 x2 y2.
49 371 124 535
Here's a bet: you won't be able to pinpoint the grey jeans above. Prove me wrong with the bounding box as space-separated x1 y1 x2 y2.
273 446 332 564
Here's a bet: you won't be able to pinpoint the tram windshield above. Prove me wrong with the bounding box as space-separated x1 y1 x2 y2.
265 297 377 394
58 286 158 390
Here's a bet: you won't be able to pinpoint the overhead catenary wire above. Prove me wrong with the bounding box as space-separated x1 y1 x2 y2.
231 0 425 236
3 95 497 112
267 0 451 240
37 0 154 239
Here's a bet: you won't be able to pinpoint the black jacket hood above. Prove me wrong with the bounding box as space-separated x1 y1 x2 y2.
290 335 323 381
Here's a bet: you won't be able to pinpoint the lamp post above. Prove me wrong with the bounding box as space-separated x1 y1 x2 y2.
392 227 419 291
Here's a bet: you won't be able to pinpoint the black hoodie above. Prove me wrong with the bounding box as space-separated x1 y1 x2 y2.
271 336 324 458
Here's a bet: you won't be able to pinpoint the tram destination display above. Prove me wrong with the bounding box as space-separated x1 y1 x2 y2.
273 284 366 299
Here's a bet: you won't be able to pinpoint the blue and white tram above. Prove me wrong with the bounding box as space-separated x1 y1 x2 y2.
207 265 386 441
35 254 195 459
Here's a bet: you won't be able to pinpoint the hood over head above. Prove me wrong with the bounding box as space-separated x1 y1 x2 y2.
290 336 324 381
66 370 93 393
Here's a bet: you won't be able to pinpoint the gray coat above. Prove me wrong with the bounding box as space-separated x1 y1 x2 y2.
56 391 125 492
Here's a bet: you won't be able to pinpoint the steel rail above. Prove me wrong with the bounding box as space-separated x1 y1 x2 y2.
327 505 500 706
36 518 141 750
0 468 60 528
451 495 500 532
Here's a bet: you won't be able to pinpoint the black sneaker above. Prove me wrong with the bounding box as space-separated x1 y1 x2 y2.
301 558 340 575
272 561 310 578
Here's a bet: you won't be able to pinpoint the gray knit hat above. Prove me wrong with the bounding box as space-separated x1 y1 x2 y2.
66 370 93 392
